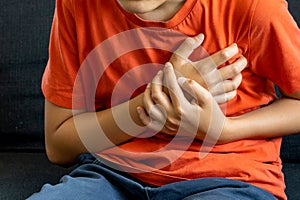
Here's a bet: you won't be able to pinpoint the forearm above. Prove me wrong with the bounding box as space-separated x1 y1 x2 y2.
45 94 146 165
222 97 300 143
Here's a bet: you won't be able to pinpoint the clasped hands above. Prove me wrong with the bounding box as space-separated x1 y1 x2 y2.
137 34 247 144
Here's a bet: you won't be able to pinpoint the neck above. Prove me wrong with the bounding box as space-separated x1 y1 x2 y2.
138 1 186 21
118 0 186 22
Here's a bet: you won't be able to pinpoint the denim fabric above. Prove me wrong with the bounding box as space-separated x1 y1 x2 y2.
27 154 276 200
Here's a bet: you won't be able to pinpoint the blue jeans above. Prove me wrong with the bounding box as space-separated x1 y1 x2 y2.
27 154 276 200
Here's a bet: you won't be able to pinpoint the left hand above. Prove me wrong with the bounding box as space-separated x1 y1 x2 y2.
168 34 246 104
137 62 228 142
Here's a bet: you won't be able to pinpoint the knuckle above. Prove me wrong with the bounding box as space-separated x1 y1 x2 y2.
241 56 248 66
175 106 183 116
203 92 213 102
231 57 247 73
206 74 221 87
184 37 194 46
167 117 180 127
224 82 237 92
230 82 237 90
220 50 231 60
151 93 160 102
189 80 201 90
231 65 240 74
170 54 184 64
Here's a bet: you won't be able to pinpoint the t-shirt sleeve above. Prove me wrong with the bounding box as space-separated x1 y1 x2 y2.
249 0 300 94
42 0 80 109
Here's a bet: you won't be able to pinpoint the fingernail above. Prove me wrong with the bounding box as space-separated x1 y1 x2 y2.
177 77 187 86
165 62 172 68
229 44 238 54
137 107 141 115
195 33 205 43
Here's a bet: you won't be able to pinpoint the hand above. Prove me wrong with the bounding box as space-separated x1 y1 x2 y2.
137 62 228 143
168 34 247 104
137 66 180 135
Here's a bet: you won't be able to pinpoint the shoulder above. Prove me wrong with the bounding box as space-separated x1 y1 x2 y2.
55 0 74 17
249 0 298 42
251 0 289 25
56 0 73 9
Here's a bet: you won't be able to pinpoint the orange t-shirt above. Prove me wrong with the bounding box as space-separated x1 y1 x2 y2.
42 0 300 199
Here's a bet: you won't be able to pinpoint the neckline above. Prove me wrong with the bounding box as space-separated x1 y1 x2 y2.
114 0 197 28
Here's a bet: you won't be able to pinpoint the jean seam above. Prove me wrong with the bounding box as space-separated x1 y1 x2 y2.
144 186 152 200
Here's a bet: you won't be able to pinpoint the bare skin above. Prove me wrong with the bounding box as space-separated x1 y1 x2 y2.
45 36 244 166
138 64 300 145
45 0 300 167
117 0 186 21
118 1 300 145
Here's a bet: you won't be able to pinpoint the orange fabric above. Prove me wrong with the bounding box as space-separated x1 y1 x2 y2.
42 0 300 199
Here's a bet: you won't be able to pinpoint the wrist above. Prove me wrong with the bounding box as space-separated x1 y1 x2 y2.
217 117 236 144
129 93 145 127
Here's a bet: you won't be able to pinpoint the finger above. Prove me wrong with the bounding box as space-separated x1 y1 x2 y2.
143 83 153 113
177 77 197 102
137 106 177 134
137 107 151 126
210 43 240 68
151 70 172 109
209 73 242 96
178 77 212 108
195 43 239 75
164 116 181 132
231 73 243 89
173 33 205 60
213 90 237 104
164 62 188 111
210 73 242 104
144 83 167 123
152 69 182 131
202 68 223 89
137 107 165 133
198 55 245 91
143 84 166 123
218 55 247 80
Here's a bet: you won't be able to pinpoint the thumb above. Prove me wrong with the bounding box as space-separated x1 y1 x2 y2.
173 33 205 60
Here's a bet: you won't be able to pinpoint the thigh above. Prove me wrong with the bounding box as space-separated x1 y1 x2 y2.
148 178 276 200
26 155 145 200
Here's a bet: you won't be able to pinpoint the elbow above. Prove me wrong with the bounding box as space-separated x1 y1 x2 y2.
45 145 78 167
45 134 79 167
45 146 62 165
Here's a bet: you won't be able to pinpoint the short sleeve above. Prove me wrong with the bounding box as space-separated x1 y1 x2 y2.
249 0 300 94
41 0 80 108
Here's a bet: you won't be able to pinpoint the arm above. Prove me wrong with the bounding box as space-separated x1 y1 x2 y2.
137 36 247 136
138 63 227 142
45 94 145 166
221 91 300 143
222 0 300 142
218 0 300 142
46 35 245 165
138 1 300 144
138 66 300 144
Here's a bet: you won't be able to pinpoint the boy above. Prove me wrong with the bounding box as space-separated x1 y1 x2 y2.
28 0 300 199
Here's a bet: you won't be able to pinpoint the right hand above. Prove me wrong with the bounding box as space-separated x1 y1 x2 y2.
168 33 247 104
138 63 228 141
